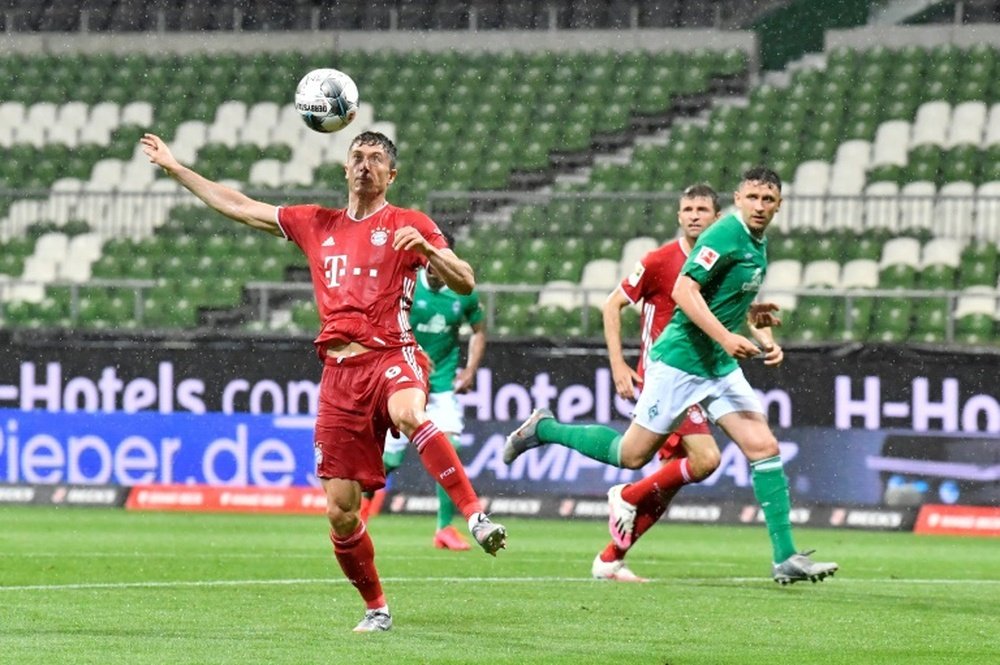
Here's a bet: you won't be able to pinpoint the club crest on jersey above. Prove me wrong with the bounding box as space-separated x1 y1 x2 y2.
694 246 720 270
371 226 389 247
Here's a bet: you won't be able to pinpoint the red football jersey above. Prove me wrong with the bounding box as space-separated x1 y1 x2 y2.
277 202 448 353
618 238 691 380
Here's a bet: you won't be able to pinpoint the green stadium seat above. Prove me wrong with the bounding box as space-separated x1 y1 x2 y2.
879 264 917 289
842 298 874 339
769 233 806 261
871 298 913 341
912 297 951 338
519 259 546 285
956 310 994 339
793 297 837 331
548 258 584 283
959 259 997 288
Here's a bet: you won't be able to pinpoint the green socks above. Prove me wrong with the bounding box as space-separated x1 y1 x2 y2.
535 419 623 466
750 456 797 562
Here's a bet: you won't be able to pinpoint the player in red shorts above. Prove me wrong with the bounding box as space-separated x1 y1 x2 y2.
593 184 722 581
140 130 505 633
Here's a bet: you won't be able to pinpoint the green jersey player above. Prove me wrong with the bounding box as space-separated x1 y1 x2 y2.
370 263 487 551
504 167 838 584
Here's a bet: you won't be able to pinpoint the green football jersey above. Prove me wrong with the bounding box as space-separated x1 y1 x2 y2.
409 269 484 393
650 213 767 378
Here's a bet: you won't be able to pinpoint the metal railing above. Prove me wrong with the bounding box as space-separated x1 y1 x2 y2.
1 277 995 344
4 189 1000 242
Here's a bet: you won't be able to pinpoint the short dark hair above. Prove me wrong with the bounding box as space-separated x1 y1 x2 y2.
740 166 782 192
681 183 720 212
350 131 398 169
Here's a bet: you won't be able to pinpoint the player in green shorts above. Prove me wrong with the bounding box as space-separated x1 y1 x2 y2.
373 259 487 550
505 167 838 584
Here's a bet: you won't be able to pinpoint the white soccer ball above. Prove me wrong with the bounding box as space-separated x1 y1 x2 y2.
294 68 359 133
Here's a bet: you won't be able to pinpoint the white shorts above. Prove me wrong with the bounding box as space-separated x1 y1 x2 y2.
384 391 464 454
632 361 763 435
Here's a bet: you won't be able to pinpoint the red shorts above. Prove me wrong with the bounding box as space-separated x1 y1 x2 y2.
656 404 711 461
313 346 429 492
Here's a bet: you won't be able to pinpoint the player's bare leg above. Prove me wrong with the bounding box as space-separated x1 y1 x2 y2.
322 477 391 631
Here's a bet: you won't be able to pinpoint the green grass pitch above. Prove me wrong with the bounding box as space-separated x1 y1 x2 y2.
2 506 997 664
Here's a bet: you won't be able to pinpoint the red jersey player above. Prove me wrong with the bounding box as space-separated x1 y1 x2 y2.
593 184 722 582
140 130 505 632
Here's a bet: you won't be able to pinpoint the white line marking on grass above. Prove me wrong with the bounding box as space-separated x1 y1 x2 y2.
1 576 998 593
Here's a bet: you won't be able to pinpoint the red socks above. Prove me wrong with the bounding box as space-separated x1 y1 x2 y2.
599 484 680 561
331 523 385 610
622 457 691 505
412 421 483 518
600 458 691 562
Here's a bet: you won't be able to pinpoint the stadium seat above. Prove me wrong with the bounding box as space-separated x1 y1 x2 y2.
618 236 658 276
537 280 581 311
871 298 913 342
760 258 801 314
800 260 840 289
975 181 1000 241
840 259 879 290
898 181 936 234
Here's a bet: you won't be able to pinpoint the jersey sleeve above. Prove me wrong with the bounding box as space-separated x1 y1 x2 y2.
404 210 448 266
620 248 665 304
465 291 485 326
681 224 736 286
276 205 320 247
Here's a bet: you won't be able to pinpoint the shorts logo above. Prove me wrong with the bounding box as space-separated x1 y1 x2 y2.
694 246 720 271
688 406 705 424
648 403 659 420
313 443 323 468
385 365 402 379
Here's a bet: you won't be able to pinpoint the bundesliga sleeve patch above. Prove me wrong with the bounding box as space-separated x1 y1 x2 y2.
626 262 645 286
694 246 720 271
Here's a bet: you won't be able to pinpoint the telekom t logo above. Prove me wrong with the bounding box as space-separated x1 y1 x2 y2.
324 255 348 286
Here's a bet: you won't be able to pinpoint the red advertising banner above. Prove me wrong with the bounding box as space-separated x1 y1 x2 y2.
914 504 1000 537
125 484 327 514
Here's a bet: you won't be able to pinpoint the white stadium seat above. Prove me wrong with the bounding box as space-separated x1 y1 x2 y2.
871 120 910 168
840 259 879 290
879 236 922 270
948 101 987 147
933 182 975 239
863 180 900 232
801 260 841 289
910 101 950 147
537 280 581 310
899 181 936 234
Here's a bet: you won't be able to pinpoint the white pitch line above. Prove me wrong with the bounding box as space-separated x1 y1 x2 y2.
1 576 998 593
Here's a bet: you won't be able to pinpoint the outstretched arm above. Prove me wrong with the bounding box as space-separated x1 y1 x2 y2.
672 275 761 360
603 287 642 399
140 133 281 237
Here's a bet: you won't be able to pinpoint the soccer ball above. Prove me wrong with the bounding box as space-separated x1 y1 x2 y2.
294 68 359 133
